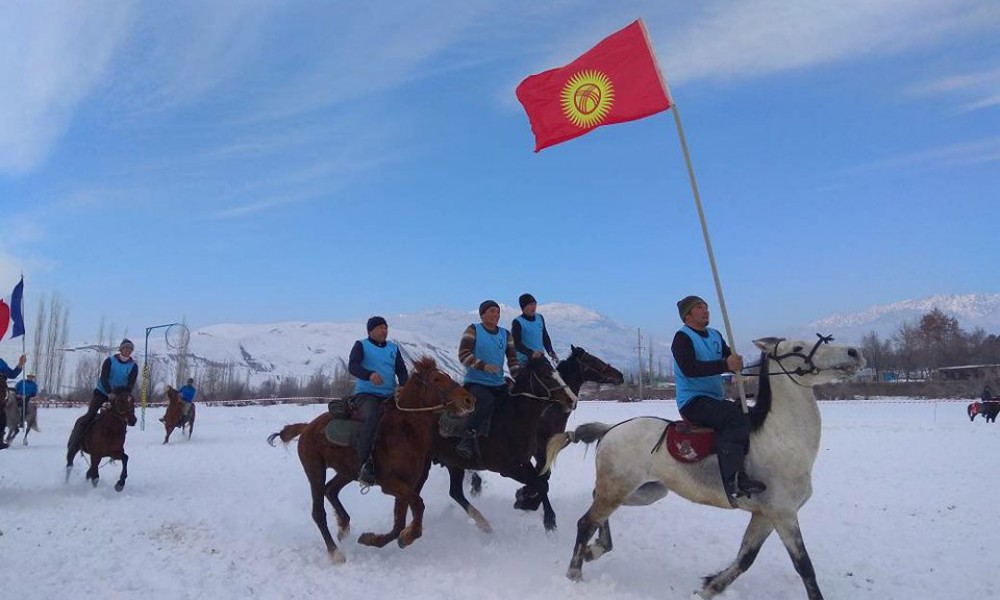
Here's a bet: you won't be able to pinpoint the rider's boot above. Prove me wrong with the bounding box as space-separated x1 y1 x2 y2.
358 459 376 486
455 428 478 459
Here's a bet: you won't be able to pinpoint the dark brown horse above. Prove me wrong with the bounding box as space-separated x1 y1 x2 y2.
434 356 578 533
66 393 137 491
469 346 624 506
970 400 1000 423
162 386 195 443
267 357 475 563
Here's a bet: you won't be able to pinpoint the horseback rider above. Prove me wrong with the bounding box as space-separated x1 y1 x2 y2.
671 295 766 506
511 293 559 366
67 339 139 457
15 372 38 419
0 354 26 450
983 385 994 403
178 377 196 424
349 316 409 485
456 300 521 459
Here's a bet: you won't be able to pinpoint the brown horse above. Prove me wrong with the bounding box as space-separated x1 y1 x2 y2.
434 356 578 533
66 393 137 491
162 386 195 443
267 357 475 563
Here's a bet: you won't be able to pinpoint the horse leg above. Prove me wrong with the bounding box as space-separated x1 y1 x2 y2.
772 514 824 600
567 483 630 581
469 471 482 497
505 462 556 530
86 458 100 487
398 493 426 548
187 414 194 439
324 473 354 540
304 462 345 563
114 452 129 492
163 426 172 444
358 497 405 548
700 512 774 599
584 518 613 562
447 466 492 533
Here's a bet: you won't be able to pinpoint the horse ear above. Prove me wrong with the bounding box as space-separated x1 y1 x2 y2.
571 345 578 353
753 337 785 352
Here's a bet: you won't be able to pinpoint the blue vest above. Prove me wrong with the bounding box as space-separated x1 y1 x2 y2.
464 324 508 387
179 384 197 403
514 314 545 366
16 379 38 398
354 339 399 396
96 356 136 395
674 326 725 410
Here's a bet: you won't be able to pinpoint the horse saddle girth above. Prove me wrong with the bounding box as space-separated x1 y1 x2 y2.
662 421 716 464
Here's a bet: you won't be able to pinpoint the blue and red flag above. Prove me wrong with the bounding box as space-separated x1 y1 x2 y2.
10 277 24 338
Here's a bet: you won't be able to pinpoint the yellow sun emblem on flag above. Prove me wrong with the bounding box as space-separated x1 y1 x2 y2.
561 70 615 128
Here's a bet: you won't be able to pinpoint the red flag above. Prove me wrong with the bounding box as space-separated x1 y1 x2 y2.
516 20 672 152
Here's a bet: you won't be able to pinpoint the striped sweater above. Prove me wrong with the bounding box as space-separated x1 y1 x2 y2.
458 323 521 379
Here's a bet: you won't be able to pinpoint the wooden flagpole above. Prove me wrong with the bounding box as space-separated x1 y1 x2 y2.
638 19 749 412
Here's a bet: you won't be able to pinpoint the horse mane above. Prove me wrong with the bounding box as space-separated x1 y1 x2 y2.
747 352 772 432
413 356 437 373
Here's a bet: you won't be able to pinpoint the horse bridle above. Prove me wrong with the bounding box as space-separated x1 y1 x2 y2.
105 394 136 424
394 370 467 413
572 351 618 384
515 362 579 409
766 334 835 384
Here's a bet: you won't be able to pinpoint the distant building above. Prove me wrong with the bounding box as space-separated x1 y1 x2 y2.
934 364 1000 381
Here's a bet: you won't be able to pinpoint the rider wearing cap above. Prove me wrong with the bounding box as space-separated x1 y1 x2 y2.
671 296 765 506
66 339 139 459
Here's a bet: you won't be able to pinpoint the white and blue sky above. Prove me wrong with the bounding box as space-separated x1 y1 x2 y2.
1 0 997 346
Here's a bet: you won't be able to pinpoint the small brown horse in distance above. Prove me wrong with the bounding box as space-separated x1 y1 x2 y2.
268 357 475 563
66 393 137 492
163 386 195 443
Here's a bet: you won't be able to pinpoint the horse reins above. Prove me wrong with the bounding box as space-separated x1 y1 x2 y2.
393 371 466 413
753 334 835 387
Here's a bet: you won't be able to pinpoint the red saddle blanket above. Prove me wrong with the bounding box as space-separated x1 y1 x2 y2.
664 421 716 464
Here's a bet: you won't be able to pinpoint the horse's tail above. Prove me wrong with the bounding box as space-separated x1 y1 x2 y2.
267 423 308 447
540 421 614 475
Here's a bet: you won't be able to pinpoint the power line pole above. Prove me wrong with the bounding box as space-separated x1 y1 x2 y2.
635 328 644 401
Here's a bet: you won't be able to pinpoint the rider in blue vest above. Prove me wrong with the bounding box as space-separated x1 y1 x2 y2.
671 295 765 506
66 339 139 460
456 300 521 459
15 373 39 424
348 316 409 485
178 378 196 424
0 354 26 450
511 293 558 366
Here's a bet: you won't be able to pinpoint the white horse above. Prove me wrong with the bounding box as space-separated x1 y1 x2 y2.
543 335 864 600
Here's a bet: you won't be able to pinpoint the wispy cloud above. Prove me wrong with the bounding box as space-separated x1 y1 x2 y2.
0 2 133 174
856 137 1000 171
648 0 1000 83
908 67 1000 115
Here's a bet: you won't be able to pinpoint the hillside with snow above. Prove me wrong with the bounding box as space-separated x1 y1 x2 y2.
57 303 642 391
802 293 1000 344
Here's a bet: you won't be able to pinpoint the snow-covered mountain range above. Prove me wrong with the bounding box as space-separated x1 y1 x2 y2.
802 293 1000 344
49 294 1000 392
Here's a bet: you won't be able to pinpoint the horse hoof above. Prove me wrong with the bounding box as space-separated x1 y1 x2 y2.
567 567 582 581
115 483 125 492
329 548 346 564
544 519 557 532
357 532 377 547
91 479 99 488
337 526 350 541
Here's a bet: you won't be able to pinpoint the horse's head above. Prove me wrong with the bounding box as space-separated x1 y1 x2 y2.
166 386 180 404
755 334 865 386
110 392 137 427
513 357 579 413
560 345 624 385
400 356 475 416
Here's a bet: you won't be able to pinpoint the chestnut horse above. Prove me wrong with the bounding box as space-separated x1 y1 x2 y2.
162 386 195 443
267 357 475 563
66 393 137 492
469 346 624 510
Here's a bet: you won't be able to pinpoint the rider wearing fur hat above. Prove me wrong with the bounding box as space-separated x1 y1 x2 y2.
348 316 409 485
671 296 765 506
455 300 521 459
66 339 139 459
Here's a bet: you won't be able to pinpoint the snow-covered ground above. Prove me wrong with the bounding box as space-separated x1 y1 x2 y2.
0 399 994 600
